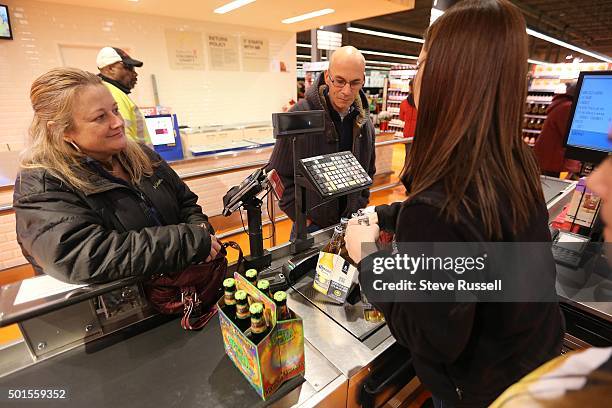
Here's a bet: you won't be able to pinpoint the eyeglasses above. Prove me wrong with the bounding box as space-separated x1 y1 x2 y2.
328 71 364 90
122 63 135 72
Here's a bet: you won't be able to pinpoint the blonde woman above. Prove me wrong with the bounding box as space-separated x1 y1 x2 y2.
14 67 221 284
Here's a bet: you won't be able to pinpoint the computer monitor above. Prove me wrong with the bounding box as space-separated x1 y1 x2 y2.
144 114 184 161
564 70 612 164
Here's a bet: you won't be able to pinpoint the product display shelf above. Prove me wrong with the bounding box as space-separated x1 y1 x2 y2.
383 66 416 137
522 90 554 147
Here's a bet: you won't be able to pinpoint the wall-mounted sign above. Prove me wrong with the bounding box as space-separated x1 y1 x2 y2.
165 30 205 70
242 37 269 71
207 33 239 71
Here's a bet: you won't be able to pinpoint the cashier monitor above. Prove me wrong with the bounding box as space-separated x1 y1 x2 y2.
564 71 612 164
144 114 184 161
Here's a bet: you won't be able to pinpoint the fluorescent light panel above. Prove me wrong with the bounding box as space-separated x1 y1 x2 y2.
347 26 425 44
526 28 612 63
282 8 335 24
366 60 407 66
527 58 554 66
297 43 312 48
361 50 418 60
214 0 256 14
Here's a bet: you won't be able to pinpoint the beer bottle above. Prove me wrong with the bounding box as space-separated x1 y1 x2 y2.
234 290 251 332
248 303 270 344
340 217 349 233
257 279 272 299
322 226 343 254
273 291 293 321
362 289 385 323
222 278 237 317
245 268 258 285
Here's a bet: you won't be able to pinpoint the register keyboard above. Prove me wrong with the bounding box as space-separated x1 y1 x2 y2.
299 151 372 197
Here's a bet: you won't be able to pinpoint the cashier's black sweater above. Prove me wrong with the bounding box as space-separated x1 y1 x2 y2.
367 188 564 407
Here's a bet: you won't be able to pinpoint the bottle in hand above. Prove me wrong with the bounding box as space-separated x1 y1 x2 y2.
234 290 251 332
273 291 294 321
248 302 270 344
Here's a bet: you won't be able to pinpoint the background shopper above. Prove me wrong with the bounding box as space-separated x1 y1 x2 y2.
533 81 581 177
96 46 152 145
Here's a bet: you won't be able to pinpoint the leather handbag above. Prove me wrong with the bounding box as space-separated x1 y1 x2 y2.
144 241 243 330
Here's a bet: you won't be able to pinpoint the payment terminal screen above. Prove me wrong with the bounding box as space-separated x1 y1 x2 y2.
566 74 612 153
145 115 176 146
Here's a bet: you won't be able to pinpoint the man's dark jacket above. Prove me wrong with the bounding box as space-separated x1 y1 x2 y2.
13 147 213 284
266 73 376 228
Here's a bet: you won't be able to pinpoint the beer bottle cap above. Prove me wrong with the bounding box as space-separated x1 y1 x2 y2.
249 303 264 315
245 269 257 279
273 291 287 302
257 279 270 290
223 278 236 289
235 290 248 301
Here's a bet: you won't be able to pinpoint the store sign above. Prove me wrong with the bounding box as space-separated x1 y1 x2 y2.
242 37 269 72
316 30 342 51
207 33 240 71
165 30 205 70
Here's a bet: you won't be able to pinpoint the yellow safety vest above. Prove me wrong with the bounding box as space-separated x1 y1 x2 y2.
103 82 152 145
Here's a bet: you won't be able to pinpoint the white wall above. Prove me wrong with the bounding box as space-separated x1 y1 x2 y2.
0 0 297 148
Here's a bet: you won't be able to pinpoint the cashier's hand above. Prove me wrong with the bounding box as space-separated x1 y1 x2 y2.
347 212 378 226
206 236 222 262
345 223 380 264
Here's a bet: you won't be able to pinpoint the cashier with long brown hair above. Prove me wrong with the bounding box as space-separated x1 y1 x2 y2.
345 1 564 407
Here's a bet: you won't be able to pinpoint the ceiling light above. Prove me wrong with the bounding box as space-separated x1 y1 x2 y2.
282 8 335 24
297 54 311 59
365 60 406 66
361 50 418 60
366 66 391 71
527 58 554 65
526 28 612 63
214 0 256 14
297 43 312 48
347 26 425 44
565 54 573 60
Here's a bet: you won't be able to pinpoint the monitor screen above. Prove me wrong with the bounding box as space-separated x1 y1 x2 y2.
145 115 176 146
564 71 612 162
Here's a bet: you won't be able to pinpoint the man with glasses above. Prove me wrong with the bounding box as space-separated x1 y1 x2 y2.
267 46 376 233
96 47 151 145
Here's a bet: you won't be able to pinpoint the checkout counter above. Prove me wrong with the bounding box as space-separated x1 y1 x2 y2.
2 174 610 407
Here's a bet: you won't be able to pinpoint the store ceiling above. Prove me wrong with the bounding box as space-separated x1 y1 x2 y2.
297 0 612 65
515 0 612 60
36 0 415 32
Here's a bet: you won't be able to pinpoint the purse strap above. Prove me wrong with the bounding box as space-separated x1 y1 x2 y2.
180 291 218 330
222 241 245 274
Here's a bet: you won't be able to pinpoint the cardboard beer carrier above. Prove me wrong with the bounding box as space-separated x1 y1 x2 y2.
217 272 304 400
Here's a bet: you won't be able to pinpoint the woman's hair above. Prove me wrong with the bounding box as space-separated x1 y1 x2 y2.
401 0 544 239
21 67 154 192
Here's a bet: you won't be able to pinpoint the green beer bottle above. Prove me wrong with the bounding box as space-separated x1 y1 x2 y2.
234 290 251 332
257 279 272 298
248 303 270 344
245 269 258 285
273 291 293 321
222 278 237 318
